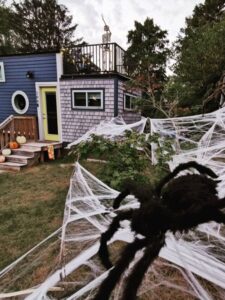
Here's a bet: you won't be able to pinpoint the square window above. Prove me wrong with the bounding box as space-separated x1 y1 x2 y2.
0 62 5 82
88 92 101 107
72 90 103 109
124 93 137 111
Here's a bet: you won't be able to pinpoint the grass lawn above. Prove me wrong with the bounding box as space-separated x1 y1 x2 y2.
0 159 74 270
0 150 167 294
0 157 220 298
0 157 109 293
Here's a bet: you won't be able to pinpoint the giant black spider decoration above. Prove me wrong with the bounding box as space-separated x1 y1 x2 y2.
94 161 225 300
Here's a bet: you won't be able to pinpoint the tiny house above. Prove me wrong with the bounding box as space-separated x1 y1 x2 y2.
0 43 141 147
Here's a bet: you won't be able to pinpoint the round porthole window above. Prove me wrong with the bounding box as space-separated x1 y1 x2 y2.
11 91 29 114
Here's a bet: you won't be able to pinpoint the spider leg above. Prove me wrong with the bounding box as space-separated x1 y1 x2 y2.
99 209 135 269
113 187 131 209
156 161 218 196
122 234 165 300
114 180 153 209
211 210 225 224
213 197 225 210
94 237 148 300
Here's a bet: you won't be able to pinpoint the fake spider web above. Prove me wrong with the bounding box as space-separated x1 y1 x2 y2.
1 108 225 299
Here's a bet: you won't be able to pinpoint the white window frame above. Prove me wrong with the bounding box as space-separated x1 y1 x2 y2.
11 91 29 114
124 93 137 111
72 89 104 110
0 62 5 82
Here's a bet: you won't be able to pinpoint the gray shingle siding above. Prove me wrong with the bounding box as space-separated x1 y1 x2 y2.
60 77 142 142
60 78 115 142
118 80 142 124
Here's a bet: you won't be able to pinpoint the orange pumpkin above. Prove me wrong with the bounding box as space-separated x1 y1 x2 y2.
9 141 19 149
0 155 6 163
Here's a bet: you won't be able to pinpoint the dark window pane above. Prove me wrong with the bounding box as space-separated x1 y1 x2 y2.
46 92 58 135
15 95 26 110
125 95 131 109
74 92 86 106
125 94 136 110
131 98 135 109
88 92 101 107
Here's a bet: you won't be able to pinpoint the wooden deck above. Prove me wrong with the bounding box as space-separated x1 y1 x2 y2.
0 115 38 150
24 141 62 162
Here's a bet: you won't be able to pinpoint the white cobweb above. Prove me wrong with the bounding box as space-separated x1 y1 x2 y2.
1 108 225 299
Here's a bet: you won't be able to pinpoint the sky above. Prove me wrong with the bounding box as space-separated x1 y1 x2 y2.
61 0 205 49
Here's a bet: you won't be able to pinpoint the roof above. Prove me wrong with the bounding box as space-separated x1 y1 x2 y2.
0 50 60 58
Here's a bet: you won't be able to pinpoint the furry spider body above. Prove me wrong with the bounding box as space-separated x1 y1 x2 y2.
94 162 225 300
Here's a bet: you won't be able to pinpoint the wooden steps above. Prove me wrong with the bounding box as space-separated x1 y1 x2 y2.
0 161 27 171
11 148 38 157
0 141 62 172
6 154 34 164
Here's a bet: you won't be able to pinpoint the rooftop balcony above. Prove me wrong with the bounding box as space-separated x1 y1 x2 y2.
63 42 127 76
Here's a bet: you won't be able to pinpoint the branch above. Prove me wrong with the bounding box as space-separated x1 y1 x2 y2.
202 77 225 111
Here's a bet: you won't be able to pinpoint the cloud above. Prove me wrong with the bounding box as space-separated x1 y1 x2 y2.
9 0 205 49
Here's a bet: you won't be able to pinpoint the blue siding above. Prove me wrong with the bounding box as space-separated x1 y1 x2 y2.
0 53 57 122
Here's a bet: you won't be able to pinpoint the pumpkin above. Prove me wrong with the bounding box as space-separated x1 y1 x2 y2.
2 148 11 156
16 135 27 145
0 155 6 163
9 141 19 149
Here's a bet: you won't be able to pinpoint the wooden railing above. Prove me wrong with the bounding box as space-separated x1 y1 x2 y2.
0 115 38 150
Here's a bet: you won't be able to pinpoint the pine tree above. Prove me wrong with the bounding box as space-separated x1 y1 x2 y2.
170 0 225 113
0 0 17 54
12 0 80 53
124 18 170 116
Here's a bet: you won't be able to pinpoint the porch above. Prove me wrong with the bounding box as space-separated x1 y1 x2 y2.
0 115 62 171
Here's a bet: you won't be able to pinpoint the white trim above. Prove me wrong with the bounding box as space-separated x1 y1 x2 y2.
72 89 103 109
0 62 6 82
11 91 29 114
35 82 62 142
124 92 137 111
56 53 63 81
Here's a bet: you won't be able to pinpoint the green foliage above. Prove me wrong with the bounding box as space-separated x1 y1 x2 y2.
72 131 175 189
125 18 169 79
73 132 148 189
124 18 170 113
171 0 225 112
0 1 18 54
183 0 225 35
75 134 116 160
147 133 175 167
9 0 80 53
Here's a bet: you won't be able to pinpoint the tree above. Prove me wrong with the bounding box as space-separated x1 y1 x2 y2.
125 18 170 112
0 1 17 54
170 0 225 113
185 0 224 33
12 0 80 53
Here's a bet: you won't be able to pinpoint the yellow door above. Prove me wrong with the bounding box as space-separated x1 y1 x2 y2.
41 87 59 141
